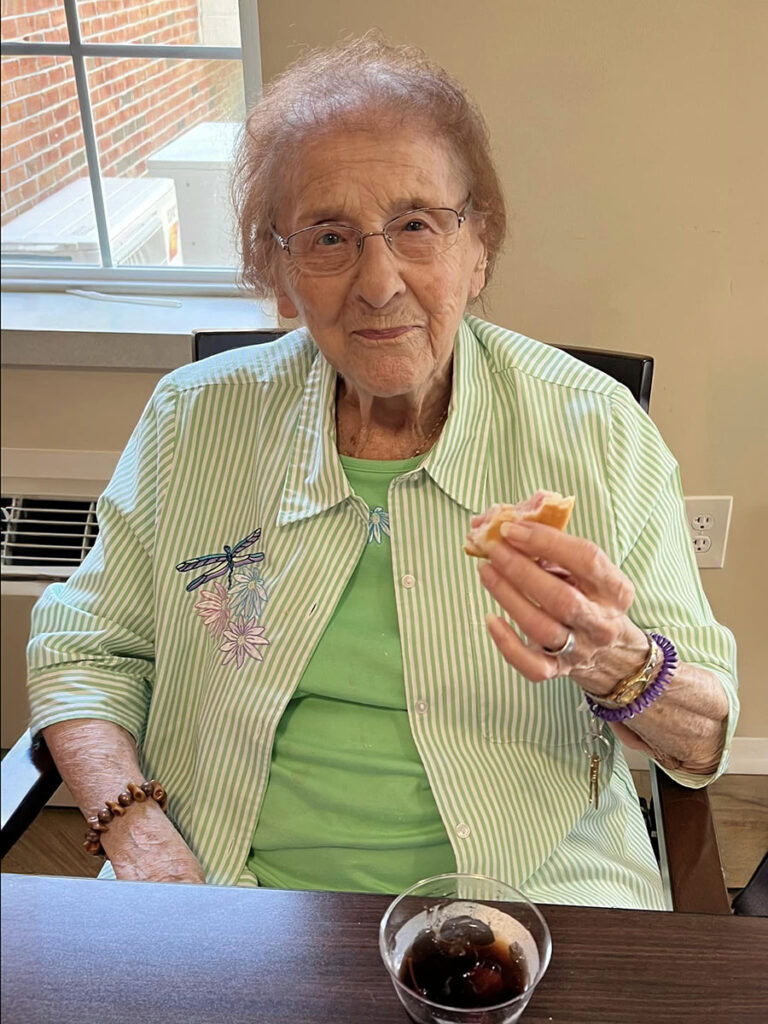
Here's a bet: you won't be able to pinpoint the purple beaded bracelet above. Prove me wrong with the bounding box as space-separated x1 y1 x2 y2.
586 633 679 722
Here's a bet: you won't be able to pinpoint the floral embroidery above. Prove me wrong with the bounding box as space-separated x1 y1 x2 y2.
220 617 270 670
178 526 271 670
229 565 269 619
368 506 391 544
194 582 230 637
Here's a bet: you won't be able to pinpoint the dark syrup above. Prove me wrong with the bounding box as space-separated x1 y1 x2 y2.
398 914 528 1009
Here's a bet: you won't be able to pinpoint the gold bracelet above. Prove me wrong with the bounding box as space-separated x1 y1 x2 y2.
83 780 167 857
587 634 660 708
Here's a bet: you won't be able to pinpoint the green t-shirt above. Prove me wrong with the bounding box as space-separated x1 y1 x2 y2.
247 453 457 892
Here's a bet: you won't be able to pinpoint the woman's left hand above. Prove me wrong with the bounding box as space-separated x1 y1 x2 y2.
475 520 650 697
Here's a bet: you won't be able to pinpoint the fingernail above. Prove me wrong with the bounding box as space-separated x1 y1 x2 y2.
501 522 532 542
485 612 501 628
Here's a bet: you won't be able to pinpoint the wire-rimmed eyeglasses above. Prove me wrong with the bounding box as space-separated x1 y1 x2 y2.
270 198 471 277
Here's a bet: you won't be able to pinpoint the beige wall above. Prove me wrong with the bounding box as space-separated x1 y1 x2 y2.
1 369 163 452
257 0 768 734
2 2 765 737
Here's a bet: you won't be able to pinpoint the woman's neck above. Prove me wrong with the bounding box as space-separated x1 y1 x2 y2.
335 372 452 460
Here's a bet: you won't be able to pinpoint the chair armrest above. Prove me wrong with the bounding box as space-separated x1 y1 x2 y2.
650 762 730 914
1 730 62 858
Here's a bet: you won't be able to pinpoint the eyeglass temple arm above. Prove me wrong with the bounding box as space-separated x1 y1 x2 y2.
269 225 290 250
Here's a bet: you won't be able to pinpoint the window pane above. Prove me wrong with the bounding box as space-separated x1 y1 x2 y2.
1 0 69 44
1 55 99 266
87 56 245 267
76 0 241 48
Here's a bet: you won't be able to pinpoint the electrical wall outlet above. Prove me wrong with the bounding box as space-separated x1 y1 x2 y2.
684 496 733 569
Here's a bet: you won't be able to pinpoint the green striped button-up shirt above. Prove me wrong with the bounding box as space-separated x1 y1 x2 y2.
27 315 738 908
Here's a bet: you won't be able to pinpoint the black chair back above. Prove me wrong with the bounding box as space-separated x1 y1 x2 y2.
193 329 654 411
193 328 288 362
559 346 653 412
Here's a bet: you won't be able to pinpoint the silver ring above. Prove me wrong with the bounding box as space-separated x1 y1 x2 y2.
543 630 576 657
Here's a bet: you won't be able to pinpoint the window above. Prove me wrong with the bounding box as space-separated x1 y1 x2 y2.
1 0 262 293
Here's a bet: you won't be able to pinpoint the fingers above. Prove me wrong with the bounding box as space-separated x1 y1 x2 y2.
485 614 560 682
486 540 594 633
479 562 577 654
476 527 629 681
469 515 638 686
497 522 635 612
470 512 490 528
484 539 626 652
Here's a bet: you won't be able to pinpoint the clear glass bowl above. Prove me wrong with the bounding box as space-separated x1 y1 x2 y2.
379 873 552 1024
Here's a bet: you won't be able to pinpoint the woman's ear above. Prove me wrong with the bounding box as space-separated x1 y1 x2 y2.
469 246 488 302
465 210 489 301
276 288 300 320
273 272 300 319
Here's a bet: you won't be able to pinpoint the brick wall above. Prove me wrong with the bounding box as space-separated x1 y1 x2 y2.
1 0 242 226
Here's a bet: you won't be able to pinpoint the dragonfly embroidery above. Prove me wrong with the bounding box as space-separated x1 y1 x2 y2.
175 528 265 592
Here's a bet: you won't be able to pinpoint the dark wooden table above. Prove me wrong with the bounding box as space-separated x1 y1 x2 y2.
2 874 766 1023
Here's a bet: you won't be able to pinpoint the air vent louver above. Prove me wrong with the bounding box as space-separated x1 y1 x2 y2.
1 497 99 572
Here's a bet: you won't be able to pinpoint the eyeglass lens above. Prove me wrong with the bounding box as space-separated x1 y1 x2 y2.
287 208 462 274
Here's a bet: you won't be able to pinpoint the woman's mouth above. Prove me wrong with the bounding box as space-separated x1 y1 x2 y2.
353 326 413 340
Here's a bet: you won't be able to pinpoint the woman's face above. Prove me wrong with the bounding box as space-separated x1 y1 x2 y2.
272 127 487 401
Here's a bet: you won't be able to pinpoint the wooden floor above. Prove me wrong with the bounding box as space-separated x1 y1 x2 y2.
3 773 767 898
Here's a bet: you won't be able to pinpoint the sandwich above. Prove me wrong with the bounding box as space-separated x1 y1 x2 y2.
465 490 575 558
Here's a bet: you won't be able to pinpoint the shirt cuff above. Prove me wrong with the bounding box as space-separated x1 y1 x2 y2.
27 667 148 746
653 668 738 789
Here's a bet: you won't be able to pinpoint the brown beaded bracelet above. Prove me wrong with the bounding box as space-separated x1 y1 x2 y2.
83 780 168 857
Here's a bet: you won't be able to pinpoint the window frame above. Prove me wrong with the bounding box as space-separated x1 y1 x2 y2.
0 0 262 295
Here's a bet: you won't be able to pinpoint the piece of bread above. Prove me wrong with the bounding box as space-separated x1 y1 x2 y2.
465 490 575 557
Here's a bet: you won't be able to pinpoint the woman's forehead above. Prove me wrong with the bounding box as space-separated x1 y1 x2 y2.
281 128 466 225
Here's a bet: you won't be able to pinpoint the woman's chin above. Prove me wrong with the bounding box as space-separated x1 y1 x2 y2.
349 373 427 400
343 354 440 400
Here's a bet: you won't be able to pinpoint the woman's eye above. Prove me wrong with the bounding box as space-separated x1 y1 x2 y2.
403 219 427 232
317 232 342 246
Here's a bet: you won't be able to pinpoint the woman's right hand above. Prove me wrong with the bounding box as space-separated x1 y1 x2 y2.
101 797 206 884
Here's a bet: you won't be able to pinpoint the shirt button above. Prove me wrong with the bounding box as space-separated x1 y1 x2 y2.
415 700 429 714
401 574 416 589
455 823 471 840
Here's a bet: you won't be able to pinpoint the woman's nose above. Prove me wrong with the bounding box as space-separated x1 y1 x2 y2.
351 234 407 307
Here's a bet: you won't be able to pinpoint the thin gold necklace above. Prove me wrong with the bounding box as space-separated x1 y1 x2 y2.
409 406 449 457
335 376 449 458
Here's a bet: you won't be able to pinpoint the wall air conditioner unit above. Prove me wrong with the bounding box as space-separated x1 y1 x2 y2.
1 176 182 266
1 449 116 805
147 121 238 266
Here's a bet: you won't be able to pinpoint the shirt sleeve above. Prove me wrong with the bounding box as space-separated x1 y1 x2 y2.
26 380 178 743
606 387 739 788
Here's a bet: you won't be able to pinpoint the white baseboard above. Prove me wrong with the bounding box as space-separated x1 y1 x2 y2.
624 736 768 774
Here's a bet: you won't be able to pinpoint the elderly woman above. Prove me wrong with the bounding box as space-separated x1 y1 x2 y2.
28 37 737 910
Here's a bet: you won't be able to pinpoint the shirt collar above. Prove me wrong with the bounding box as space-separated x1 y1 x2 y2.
276 316 498 525
423 316 496 514
277 346 352 526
